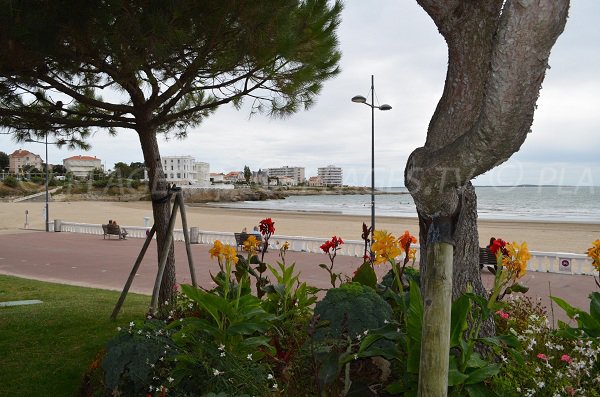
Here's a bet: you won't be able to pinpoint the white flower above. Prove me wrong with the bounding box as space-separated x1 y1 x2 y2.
363 330 369 336
213 369 223 376
117 326 122 331
384 319 389 324
188 303 194 309
247 354 253 361
537 381 545 388
267 374 274 380
354 354 358 360
167 377 174 383
218 344 225 351
220 352 226 357
272 383 278 390
129 321 135 327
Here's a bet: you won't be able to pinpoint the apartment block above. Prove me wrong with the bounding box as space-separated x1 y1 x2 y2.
317 165 343 186
265 166 305 184
161 155 209 185
63 155 103 178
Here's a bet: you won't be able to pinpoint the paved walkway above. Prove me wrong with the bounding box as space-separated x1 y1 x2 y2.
0 231 597 324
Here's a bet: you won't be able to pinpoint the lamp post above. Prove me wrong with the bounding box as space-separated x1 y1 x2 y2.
352 75 392 235
26 134 53 232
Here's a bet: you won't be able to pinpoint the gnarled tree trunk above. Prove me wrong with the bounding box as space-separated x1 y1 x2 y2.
406 0 570 394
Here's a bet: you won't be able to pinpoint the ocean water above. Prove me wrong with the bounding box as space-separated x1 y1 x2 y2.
216 186 600 222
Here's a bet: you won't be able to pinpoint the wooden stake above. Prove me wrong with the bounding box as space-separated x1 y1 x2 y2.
418 241 453 397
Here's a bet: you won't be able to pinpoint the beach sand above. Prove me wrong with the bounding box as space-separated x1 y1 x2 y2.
1 200 598 254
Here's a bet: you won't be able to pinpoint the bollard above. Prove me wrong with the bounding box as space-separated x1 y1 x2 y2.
54 219 62 232
144 216 150 227
190 227 199 244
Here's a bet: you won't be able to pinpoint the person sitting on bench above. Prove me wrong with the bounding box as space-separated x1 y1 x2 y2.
112 220 128 239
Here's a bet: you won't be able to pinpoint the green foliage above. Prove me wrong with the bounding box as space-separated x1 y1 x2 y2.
102 320 178 395
491 295 600 396
313 282 392 341
352 261 377 289
0 151 8 170
3 175 17 187
552 291 600 338
262 261 318 319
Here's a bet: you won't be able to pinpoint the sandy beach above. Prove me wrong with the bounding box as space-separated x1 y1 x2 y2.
1 200 598 254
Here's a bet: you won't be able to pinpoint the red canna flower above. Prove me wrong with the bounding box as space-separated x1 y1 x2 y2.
259 218 275 236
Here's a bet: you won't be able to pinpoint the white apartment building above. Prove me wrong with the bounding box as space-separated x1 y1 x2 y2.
317 165 343 186
63 155 103 178
8 149 43 173
265 166 305 184
161 156 210 185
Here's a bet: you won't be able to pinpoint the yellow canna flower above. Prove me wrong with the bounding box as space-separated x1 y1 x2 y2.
223 245 239 265
243 235 260 254
209 240 238 265
408 248 417 261
209 240 223 260
586 239 600 271
371 230 402 265
502 241 531 279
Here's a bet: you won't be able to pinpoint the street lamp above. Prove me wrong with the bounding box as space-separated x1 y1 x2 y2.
25 134 53 232
352 75 392 235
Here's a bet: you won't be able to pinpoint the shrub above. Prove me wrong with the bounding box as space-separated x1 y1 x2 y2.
313 282 392 341
3 175 17 188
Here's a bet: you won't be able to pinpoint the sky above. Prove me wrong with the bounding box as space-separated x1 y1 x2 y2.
1 1 599 187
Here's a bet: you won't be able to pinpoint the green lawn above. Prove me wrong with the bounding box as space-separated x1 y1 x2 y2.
0 275 149 397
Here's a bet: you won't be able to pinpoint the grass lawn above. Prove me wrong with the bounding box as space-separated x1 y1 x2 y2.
0 275 149 397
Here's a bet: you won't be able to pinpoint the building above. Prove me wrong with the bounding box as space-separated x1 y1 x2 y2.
161 156 210 185
224 171 244 184
8 149 43 173
63 155 103 178
209 173 225 183
252 169 269 185
317 165 343 186
307 176 323 187
265 166 305 185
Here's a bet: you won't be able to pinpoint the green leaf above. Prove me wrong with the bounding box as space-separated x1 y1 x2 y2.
464 364 500 385
591 292 600 320
466 352 488 369
450 294 471 348
465 382 496 397
510 283 529 293
448 356 468 386
550 295 581 318
352 261 377 289
318 351 341 388
318 263 329 270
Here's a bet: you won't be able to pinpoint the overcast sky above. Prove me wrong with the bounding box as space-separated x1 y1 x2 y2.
1 1 598 187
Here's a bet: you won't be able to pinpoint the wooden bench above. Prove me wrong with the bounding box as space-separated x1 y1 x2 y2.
234 232 263 250
102 224 125 240
479 247 497 272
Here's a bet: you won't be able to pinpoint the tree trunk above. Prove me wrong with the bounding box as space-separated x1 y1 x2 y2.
417 183 486 299
138 129 176 311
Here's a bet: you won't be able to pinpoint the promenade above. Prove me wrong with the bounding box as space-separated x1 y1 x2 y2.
0 230 597 325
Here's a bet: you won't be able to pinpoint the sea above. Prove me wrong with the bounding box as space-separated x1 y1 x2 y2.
215 186 600 223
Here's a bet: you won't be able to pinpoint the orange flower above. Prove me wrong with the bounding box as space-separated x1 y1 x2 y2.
209 239 238 265
398 230 417 250
586 239 600 271
372 230 402 265
243 235 260 254
501 241 531 279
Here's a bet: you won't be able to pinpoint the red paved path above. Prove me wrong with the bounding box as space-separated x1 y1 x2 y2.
0 231 597 324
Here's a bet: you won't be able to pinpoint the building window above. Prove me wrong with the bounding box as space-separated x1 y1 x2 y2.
177 173 181 178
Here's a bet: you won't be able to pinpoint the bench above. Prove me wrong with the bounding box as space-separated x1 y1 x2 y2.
234 232 263 250
102 224 125 240
479 247 497 272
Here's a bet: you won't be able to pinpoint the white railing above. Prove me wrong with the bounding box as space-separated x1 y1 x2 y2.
54 220 596 276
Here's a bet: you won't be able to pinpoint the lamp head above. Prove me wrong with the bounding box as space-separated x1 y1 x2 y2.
379 104 392 111
351 95 367 104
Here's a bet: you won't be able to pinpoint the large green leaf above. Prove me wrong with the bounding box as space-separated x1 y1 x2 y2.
450 294 471 348
464 363 500 385
448 356 468 386
591 292 600 320
318 351 342 388
466 382 497 397
406 280 423 374
352 261 377 289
